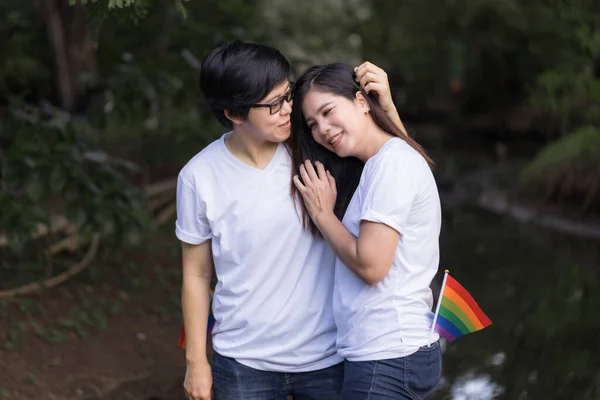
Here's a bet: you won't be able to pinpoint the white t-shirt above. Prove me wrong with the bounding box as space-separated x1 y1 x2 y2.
334 137 441 362
175 132 342 372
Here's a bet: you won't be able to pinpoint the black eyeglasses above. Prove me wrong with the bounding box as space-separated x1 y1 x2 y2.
249 88 293 115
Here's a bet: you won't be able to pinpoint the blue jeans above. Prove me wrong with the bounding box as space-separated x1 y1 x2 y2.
212 352 344 400
341 342 442 400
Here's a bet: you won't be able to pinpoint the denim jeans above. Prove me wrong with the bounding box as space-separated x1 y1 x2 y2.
341 342 442 400
212 352 344 400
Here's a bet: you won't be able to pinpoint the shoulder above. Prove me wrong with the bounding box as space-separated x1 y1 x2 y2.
365 138 428 178
178 134 227 188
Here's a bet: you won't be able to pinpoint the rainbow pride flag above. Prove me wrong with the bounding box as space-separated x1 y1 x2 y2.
432 270 492 342
178 289 215 349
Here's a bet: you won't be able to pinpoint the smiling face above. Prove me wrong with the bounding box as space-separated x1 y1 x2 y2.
301 89 369 158
238 81 293 143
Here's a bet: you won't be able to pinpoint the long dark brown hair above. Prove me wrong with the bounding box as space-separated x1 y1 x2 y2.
289 63 433 236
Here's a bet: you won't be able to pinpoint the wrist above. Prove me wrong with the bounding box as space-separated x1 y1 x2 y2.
186 352 209 366
380 100 395 113
314 210 336 229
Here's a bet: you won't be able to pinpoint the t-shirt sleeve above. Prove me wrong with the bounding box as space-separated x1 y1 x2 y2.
360 156 419 235
175 175 212 244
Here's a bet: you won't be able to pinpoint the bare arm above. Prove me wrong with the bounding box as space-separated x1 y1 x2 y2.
181 240 214 400
315 213 399 285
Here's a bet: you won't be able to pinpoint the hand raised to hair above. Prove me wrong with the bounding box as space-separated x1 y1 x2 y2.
354 61 395 113
354 61 406 135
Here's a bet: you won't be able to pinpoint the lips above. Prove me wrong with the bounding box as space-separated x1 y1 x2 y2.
279 120 291 128
328 133 342 146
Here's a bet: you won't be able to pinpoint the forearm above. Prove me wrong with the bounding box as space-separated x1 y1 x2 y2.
385 103 407 136
315 212 374 283
181 276 212 364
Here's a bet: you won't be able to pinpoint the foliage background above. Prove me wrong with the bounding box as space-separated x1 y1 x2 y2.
0 0 599 399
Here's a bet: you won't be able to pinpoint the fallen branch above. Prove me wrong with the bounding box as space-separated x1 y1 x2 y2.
0 234 100 299
441 163 600 240
0 177 177 248
155 202 176 226
145 178 177 197
148 191 175 213
478 191 600 239
0 215 73 248
47 234 80 254
0 176 179 298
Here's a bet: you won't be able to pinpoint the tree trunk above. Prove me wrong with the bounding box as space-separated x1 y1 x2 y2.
38 0 77 111
62 1 98 90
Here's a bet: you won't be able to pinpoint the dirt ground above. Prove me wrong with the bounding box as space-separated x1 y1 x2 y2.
0 229 196 400
0 285 195 400
0 313 191 399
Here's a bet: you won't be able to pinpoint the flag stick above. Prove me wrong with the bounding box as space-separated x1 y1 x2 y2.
430 269 450 337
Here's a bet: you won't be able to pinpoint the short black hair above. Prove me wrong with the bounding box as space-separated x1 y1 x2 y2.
199 41 292 128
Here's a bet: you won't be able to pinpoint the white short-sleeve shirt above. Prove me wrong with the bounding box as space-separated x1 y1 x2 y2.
175 132 342 372
334 137 441 362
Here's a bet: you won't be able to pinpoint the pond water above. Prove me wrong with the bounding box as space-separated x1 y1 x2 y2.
429 133 600 399
430 201 600 400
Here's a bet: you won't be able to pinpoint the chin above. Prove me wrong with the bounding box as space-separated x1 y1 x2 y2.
332 145 351 158
277 131 292 142
267 131 290 143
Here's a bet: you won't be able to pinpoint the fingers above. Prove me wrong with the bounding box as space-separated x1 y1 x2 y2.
299 164 311 187
355 62 390 97
314 161 327 181
354 61 384 79
357 71 378 90
363 81 388 95
355 62 386 83
186 391 210 400
299 161 330 190
293 174 307 192
359 74 389 95
326 170 336 191
304 160 319 181
185 390 198 400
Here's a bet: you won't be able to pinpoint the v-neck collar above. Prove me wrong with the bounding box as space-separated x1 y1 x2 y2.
219 132 283 174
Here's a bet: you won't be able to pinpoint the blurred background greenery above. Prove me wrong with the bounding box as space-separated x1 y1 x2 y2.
0 0 599 399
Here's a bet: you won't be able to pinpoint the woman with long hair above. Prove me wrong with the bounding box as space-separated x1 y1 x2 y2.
290 63 442 399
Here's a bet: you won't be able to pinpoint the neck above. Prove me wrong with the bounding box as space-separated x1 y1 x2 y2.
355 121 393 162
226 125 279 169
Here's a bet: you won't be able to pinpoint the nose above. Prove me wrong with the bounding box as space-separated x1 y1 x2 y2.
280 98 292 115
319 123 331 137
